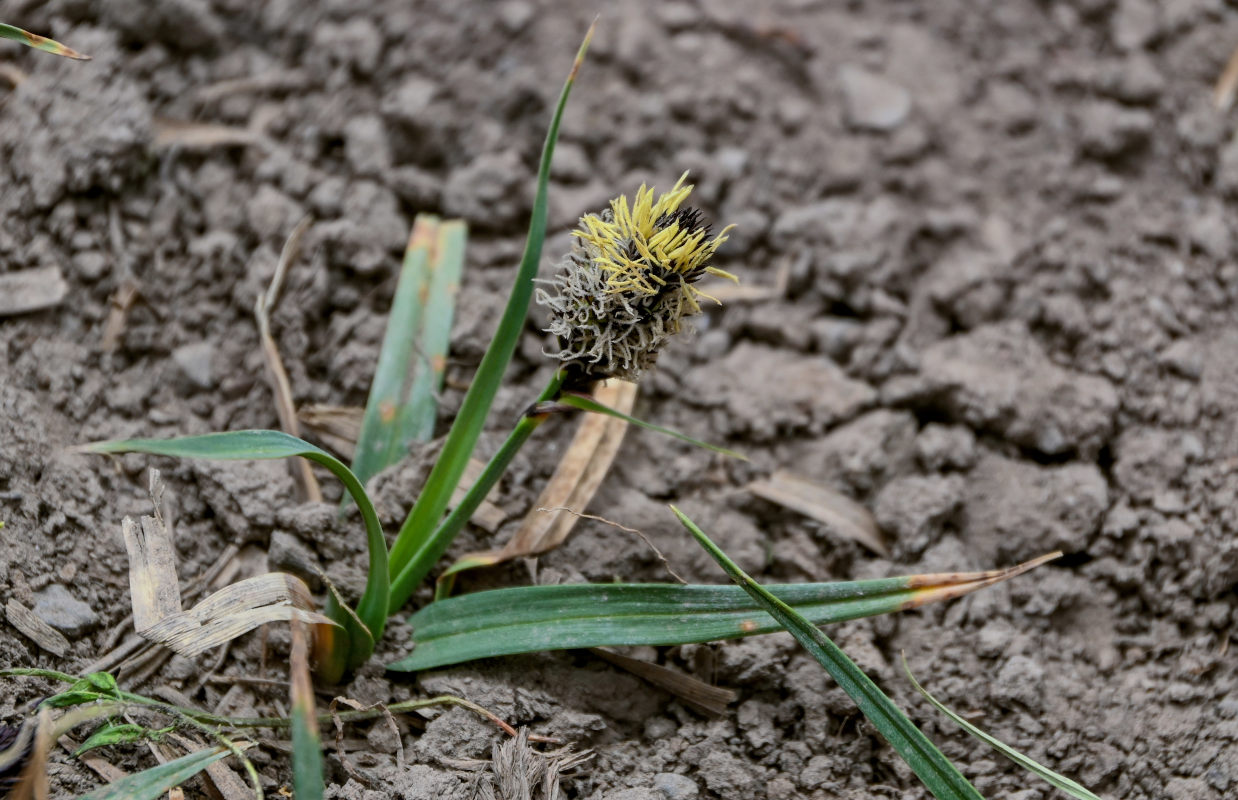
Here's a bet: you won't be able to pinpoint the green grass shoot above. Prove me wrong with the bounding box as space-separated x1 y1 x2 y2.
675 505 986 800
0 22 89 59
385 22 596 610
350 215 466 492
902 654 1104 800
392 555 1054 671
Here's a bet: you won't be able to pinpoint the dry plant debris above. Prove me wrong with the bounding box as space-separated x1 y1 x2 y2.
0 267 68 316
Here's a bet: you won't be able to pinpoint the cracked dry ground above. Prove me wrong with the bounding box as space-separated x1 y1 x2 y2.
1 1 1237 798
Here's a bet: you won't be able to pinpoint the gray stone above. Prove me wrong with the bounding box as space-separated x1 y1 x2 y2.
912 322 1118 459
684 343 875 441
344 114 392 176
839 64 912 131
605 790 661 800
382 75 438 128
653 772 699 800
33 584 99 637
1159 339 1204 380
873 474 966 554
915 423 977 471
962 454 1109 562
246 184 302 241
72 251 109 282
795 409 918 493
993 654 1045 711
1111 0 1159 50
1077 101 1153 160
172 341 215 390
443 150 529 228
771 198 863 250
698 751 758 800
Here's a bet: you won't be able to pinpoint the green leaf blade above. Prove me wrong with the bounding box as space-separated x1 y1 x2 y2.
386 23 596 611
75 745 236 800
673 506 985 800
389 553 1052 672
401 219 467 444
350 216 437 489
902 655 1104 800
75 723 156 755
0 22 89 59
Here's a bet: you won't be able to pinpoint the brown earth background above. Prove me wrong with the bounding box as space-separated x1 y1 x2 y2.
1 1 1236 798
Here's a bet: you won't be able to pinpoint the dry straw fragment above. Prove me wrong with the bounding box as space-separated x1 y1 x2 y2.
0 267 67 316
748 470 889 557
122 471 334 659
2 600 70 657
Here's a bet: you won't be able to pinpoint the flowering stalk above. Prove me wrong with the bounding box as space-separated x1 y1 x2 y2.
538 172 735 385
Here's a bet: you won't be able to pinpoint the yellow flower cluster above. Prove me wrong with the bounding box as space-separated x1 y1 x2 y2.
537 173 735 383
573 172 736 310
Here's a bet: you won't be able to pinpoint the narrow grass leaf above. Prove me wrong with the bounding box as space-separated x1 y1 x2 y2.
902 654 1104 800
74 745 239 800
557 393 745 460
387 22 596 611
290 623 325 800
0 22 89 59
402 219 466 445
392 372 565 607
351 216 436 490
391 555 1053 671
75 723 155 755
78 431 389 679
673 505 985 800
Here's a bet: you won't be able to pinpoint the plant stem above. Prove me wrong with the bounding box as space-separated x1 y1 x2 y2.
387 371 567 612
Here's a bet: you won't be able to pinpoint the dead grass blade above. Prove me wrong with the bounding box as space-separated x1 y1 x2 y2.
59 736 128 783
0 62 28 88
447 380 637 577
465 728 593 800
705 258 789 303
3 600 70 657
1216 42 1238 111
122 471 334 658
0 266 67 316
195 69 309 105
588 647 735 716
152 118 261 150
297 404 364 458
100 279 139 352
255 216 321 502
748 469 889 557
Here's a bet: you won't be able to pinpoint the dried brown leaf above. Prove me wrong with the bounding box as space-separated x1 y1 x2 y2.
748 469 889 557
1216 43 1238 111
3 600 70 657
121 478 334 658
459 380 637 570
255 216 321 502
152 118 261 150
589 648 735 716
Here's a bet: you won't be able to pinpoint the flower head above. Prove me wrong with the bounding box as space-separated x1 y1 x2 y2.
536 173 735 383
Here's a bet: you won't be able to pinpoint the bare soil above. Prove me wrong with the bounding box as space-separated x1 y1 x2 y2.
1 1 1236 798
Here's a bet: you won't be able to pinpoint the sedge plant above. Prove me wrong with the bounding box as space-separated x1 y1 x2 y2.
69 23 1076 797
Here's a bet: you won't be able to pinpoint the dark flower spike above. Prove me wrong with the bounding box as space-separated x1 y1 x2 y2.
537 172 735 382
